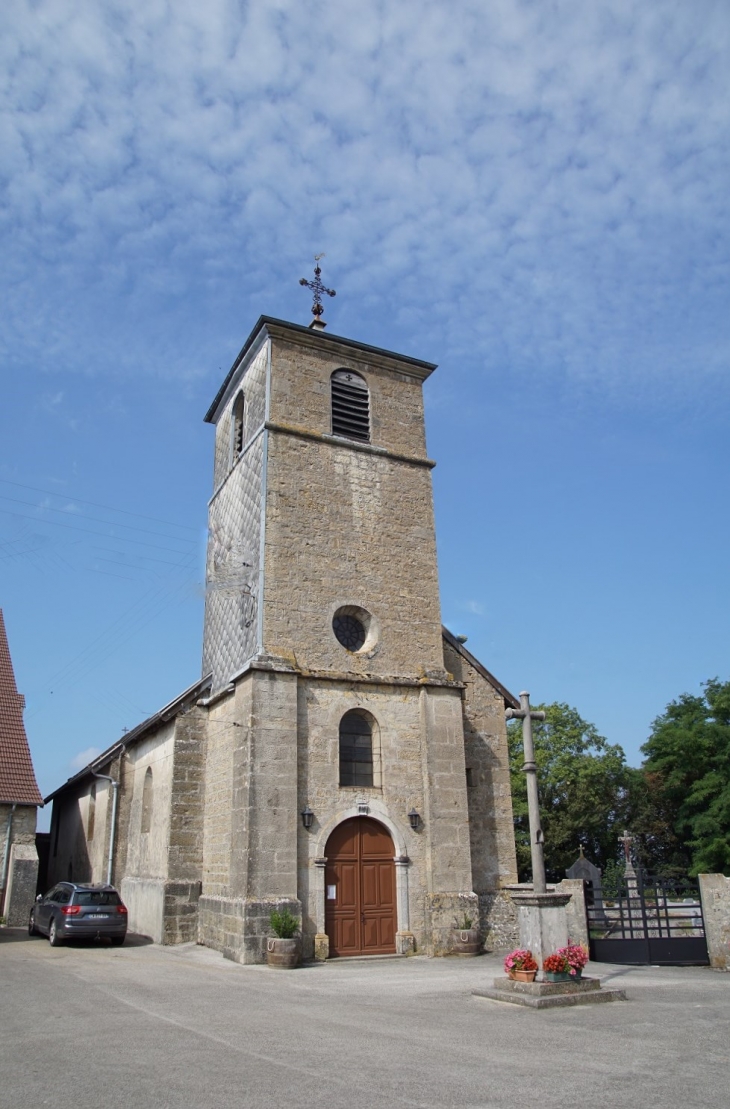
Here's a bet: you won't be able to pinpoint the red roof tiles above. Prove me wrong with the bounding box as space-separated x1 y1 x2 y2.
0 610 42 805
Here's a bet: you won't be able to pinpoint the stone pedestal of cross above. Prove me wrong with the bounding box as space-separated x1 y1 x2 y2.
506 692 571 968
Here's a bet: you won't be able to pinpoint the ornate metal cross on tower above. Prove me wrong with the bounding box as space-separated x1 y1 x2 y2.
299 253 336 329
506 692 547 893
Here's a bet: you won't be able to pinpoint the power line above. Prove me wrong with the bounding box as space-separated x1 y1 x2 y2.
27 554 199 697
0 492 198 543
0 478 197 533
0 506 193 554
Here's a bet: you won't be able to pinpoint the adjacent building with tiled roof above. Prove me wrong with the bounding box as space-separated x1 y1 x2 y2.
0 609 42 925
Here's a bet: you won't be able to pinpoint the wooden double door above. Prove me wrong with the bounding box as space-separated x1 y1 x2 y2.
325 817 396 957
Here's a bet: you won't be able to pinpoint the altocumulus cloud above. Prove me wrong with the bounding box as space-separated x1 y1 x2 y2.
2 0 729 400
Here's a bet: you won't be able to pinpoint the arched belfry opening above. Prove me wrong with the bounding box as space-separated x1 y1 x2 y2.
324 816 396 957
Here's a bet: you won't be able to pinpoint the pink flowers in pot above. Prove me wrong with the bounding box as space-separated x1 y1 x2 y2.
543 944 589 976
504 948 538 973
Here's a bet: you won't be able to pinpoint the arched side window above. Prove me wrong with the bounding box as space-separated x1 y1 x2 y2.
339 709 381 788
141 767 153 835
87 782 96 841
231 391 245 465
331 370 370 443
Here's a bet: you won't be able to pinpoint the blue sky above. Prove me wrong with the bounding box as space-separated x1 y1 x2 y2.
2 0 729 827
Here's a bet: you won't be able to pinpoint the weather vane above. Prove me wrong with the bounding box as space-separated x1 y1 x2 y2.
299 253 336 328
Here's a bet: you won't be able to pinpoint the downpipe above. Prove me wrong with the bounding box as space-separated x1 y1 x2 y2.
91 771 120 886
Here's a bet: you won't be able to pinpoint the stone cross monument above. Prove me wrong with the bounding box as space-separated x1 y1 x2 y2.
506 692 571 967
506 691 547 892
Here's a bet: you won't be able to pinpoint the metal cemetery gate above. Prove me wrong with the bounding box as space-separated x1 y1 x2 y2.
586 872 709 966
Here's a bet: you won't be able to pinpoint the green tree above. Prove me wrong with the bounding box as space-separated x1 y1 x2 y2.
623 766 691 877
508 703 632 883
640 678 730 875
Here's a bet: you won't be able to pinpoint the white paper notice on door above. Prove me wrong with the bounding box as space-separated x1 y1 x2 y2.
327 885 336 900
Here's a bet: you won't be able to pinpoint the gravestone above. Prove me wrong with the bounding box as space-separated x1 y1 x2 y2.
566 847 606 927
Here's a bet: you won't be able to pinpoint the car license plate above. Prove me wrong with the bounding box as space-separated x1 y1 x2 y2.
87 913 109 919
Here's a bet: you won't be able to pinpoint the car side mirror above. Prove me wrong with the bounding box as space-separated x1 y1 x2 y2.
36 894 42 902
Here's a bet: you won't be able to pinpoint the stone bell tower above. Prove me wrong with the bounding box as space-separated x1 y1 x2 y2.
196 312 510 963
202 315 445 689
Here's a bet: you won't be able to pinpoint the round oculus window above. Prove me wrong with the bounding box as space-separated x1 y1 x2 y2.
333 613 366 652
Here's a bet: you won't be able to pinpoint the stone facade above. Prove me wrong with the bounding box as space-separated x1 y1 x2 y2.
47 316 520 961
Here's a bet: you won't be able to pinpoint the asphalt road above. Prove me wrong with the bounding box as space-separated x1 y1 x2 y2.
1 928 728 1109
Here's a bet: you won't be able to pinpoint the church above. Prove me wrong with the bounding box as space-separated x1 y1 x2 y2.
46 309 520 961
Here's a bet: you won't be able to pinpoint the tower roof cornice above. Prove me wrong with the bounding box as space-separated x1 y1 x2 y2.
204 316 437 425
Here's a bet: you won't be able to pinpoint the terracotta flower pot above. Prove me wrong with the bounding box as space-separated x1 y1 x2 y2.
508 968 537 982
452 927 481 956
266 936 301 968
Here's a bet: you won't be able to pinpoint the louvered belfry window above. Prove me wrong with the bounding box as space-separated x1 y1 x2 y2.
331 370 370 442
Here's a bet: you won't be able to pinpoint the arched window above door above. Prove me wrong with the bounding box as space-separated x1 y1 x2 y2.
331 370 370 443
339 709 381 788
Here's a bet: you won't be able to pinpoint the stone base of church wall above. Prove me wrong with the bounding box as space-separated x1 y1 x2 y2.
163 881 202 944
198 895 302 964
122 878 202 945
122 877 166 943
478 889 520 952
427 891 480 955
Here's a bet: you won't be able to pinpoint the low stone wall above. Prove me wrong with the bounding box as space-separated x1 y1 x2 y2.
198 895 301 964
699 874 730 969
428 891 480 955
478 889 519 952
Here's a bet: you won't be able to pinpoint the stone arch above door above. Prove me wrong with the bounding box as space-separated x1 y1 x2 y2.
315 804 408 860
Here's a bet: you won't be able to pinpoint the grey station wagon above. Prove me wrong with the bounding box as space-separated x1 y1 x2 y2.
29 882 128 946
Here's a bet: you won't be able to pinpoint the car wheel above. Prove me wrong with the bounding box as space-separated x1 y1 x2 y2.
49 919 63 947
28 911 38 936
110 936 125 946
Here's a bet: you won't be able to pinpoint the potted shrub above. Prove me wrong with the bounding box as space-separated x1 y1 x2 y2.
266 908 301 968
503 948 538 982
452 912 481 956
543 944 588 982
